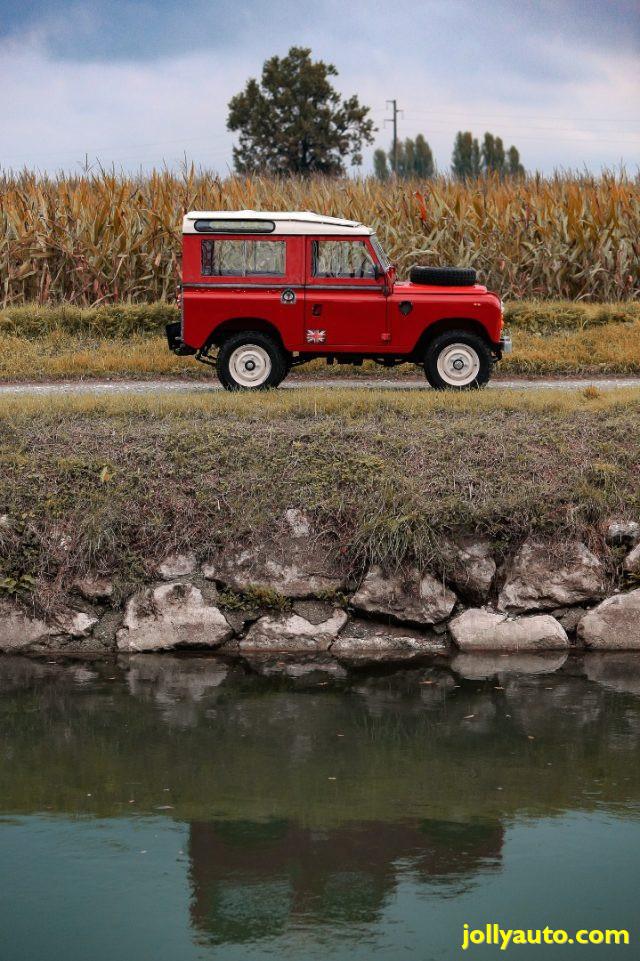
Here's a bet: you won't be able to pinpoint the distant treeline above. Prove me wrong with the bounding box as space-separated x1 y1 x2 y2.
374 131 524 181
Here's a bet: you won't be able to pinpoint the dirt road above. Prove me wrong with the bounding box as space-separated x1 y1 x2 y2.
1 376 639 396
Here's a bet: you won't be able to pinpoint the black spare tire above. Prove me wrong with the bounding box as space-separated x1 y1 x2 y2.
409 265 477 286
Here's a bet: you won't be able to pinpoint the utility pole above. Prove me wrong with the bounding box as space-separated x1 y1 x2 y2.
385 99 403 175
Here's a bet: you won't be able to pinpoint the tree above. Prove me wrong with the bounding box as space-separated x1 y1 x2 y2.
414 134 435 178
481 132 506 176
227 47 375 176
373 133 434 180
452 130 524 179
373 148 390 181
451 131 481 180
507 145 525 177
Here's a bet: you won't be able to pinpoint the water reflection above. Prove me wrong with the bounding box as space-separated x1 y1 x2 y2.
188 817 503 945
1 653 640 959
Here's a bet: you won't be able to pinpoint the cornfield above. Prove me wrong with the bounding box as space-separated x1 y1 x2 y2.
1 168 638 306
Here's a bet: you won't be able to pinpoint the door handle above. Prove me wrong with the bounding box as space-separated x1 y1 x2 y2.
311 304 322 316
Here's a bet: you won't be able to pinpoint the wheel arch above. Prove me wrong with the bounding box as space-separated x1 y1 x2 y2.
203 317 286 352
410 318 495 360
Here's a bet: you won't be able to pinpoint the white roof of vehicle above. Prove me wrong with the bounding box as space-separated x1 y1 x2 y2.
182 209 372 236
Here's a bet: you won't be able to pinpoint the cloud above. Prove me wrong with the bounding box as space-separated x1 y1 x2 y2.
0 0 638 175
2 0 638 63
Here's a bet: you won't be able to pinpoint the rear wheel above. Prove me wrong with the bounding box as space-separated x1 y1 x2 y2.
424 330 493 390
217 331 288 391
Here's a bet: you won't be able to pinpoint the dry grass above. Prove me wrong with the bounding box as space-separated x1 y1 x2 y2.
2 320 639 381
500 322 640 375
1 301 639 381
2 170 638 305
0 332 201 380
5 384 639 418
1 388 639 610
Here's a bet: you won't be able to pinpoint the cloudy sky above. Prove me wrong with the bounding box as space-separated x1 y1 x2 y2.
1 0 638 175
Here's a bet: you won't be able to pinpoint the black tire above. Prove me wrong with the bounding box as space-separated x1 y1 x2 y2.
424 330 493 390
216 331 288 391
410 265 477 287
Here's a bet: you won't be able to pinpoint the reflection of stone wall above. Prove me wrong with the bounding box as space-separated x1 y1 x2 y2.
2 654 640 825
187 818 504 945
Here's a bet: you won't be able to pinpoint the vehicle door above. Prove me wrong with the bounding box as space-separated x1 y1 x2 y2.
303 237 388 350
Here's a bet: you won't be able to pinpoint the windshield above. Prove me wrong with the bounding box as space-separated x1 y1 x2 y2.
370 234 391 269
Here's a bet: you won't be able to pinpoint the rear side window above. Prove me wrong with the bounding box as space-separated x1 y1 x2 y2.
312 240 376 279
201 239 286 277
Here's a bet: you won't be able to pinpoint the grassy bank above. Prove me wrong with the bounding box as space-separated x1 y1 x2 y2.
1 389 638 610
2 171 638 304
1 301 639 380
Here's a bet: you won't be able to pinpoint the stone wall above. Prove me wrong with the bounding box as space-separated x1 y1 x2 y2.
2 512 640 664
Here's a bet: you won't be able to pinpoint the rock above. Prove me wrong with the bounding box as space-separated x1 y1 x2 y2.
0 602 56 652
0 602 98 652
451 651 568 680
284 508 311 538
292 599 341 624
89 609 122 651
204 513 343 598
331 619 447 664
449 608 569 652
577 589 640 650
53 609 98 638
605 520 640 548
350 565 457 627
116 582 233 653
239 608 347 654
201 562 218 581
498 539 606 614
158 552 197 579
623 543 640 575
552 606 587 635
72 576 114 602
440 537 496 601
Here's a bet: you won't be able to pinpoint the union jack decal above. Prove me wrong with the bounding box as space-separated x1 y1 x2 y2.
306 329 326 344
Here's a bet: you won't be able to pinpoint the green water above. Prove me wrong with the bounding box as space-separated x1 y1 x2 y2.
1 653 639 960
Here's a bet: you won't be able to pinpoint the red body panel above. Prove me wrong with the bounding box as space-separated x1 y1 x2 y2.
181 233 503 354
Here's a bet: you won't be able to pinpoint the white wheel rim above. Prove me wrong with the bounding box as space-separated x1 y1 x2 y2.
436 343 480 386
228 344 272 387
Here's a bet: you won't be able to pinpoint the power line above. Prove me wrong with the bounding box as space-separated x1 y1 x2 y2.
381 107 640 125
400 107 640 124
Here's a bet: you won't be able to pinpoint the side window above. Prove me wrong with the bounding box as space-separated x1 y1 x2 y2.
312 240 376 280
201 239 286 277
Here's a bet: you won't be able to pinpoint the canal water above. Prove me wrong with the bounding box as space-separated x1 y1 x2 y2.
1 653 639 960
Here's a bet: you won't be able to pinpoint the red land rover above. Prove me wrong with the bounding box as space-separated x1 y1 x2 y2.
167 210 511 390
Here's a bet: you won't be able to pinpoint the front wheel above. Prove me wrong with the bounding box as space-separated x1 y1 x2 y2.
216 331 288 391
424 331 493 390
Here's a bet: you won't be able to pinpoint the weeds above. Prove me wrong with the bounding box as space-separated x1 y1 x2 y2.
0 389 638 609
